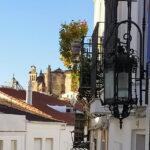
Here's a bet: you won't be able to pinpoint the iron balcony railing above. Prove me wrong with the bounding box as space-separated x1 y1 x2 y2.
91 22 104 99
78 22 104 102
71 113 89 149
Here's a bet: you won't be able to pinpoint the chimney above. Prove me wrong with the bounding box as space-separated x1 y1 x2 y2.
26 80 32 105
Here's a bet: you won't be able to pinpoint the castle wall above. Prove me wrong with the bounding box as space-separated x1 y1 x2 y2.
64 71 72 93
51 72 65 97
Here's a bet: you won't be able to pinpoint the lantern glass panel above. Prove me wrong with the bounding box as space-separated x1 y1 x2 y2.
118 72 128 100
104 69 114 101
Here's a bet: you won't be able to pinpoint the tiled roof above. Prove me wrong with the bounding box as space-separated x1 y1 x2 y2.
0 91 61 123
0 104 57 122
0 88 83 125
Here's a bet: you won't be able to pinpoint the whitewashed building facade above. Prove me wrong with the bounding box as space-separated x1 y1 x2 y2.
89 0 150 150
0 86 76 150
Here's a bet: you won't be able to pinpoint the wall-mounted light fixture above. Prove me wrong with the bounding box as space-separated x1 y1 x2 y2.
103 0 144 128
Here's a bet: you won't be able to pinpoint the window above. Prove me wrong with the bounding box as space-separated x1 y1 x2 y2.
66 107 71 112
0 140 3 150
45 138 53 150
34 138 42 150
131 129 145 150
136 134 145 150
11 140 17 150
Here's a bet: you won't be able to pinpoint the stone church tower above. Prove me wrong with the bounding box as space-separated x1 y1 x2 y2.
29 66 38 91
28 65 73 98
29 66 37 81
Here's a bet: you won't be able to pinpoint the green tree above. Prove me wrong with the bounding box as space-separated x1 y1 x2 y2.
59 20 88 91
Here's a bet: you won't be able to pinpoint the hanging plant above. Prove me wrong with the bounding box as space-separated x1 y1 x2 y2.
59 20 88 91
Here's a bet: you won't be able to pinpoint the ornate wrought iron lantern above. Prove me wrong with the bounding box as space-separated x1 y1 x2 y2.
104 42 137 128
104 44 138 104
103 0 145 128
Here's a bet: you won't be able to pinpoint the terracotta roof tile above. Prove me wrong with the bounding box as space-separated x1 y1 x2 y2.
0 104 57 122
0 88 83 125
0 91 61 123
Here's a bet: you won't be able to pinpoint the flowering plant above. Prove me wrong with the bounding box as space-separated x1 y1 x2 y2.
59 20 88 91
59 20 88 68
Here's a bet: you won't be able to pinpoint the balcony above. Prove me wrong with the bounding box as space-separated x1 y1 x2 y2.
78 22 104 102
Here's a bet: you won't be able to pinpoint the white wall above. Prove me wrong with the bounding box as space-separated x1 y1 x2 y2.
0 134 26 150
108 116 146 150
0 114 74 150
0 114 26 131
26 121 74 150
59 125 74 150
0 114 26 150
94 0 101 27
93 0 105 37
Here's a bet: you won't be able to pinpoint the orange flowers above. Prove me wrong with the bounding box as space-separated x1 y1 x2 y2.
59 19 88 67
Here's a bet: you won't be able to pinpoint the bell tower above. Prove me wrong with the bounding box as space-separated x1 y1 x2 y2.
29 66 37 91
29 66 37 81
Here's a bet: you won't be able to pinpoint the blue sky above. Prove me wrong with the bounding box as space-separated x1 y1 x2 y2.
0 0 94 88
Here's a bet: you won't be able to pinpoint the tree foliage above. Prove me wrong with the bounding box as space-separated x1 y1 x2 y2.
59 20 88 91
59 20 88 69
